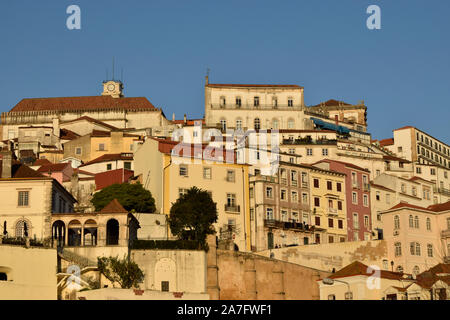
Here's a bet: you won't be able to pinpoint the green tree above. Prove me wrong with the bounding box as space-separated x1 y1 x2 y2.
168 186 218 245
91 183 156 213
97 255 144 289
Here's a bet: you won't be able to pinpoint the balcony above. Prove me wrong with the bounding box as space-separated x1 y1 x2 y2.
210 103 303 111
291 180 298 187
224 205 240 213
301 181 308 188
352 181 360 189
363 183 370 192
434 186 450 197
264 219 314 232
441 229 450 238
328 208 338 216
282 138 337 146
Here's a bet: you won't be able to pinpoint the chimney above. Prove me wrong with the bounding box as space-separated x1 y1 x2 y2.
172 113 175 122
53 118 60 138
0 151 12 179
184 114 187 125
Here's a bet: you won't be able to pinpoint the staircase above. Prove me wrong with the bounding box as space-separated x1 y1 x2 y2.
58 248 97 269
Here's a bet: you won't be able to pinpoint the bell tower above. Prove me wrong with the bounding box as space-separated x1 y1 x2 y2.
102 80 124 98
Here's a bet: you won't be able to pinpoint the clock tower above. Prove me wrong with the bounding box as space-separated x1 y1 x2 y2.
102 80 124 98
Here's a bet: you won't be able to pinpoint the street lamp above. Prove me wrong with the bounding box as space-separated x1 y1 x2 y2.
322 278 353 300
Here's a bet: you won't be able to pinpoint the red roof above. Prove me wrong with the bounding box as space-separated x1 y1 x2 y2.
10 96 157 113
60 128 81 141
310 99 353 108
313 159 369 173
206 83 303 89
99 198 128 214
172 119 205 126
0 160 48 179
80 153 133 167
32 159 52 167
329 261 404 280
427 201 450 212
383 155 411 163
388 202 429 211
379 138 394 147
37 162 70 173
95 169 134 191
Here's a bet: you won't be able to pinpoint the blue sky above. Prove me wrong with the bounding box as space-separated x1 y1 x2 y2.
0 1 449 142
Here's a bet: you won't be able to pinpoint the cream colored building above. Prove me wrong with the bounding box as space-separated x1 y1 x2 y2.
0 244 57 300
381 201 450 275
370 182 396 240
134 138 251 251
204 79 310 131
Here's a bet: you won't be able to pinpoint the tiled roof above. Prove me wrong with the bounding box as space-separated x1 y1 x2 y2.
60 128 80 140
206 83 303 89
313 159 370 173
388 202 430 211
310 99 352 108
89 129 140 138
95 169 134 190
32 159 52 166
0 160 48 179
379 138 394 147
62 116 119 131
329 261 404 280
416 264 450 289
80 153 133 167
99 198 128 214
9 96 157 113
383 155 411 163
172 119 205 126
37 163 70 173
427 201 450 212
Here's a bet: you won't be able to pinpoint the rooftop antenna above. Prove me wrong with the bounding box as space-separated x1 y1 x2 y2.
112 57 115 80
106 68 109 81
121 68 124 83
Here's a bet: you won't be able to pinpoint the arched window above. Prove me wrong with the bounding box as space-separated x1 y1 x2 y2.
287 118 295 129
15 220 30 238
409 215 414 228
254 118 261 130
220 119 227 132
235 119 242 130
414 216 419 229
395 242 402 256
394 215 400 229
426 218 431 231
106 219 120 246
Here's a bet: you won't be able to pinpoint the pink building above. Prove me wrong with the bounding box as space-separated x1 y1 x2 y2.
37 162 74 184
314 159 372 241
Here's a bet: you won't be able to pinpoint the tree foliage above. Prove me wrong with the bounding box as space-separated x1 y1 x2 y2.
91 183 156 213
168 186 218 245
97 255 144 289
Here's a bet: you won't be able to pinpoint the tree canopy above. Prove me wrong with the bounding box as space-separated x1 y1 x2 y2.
97 255 144 289
168 186 218 245
91 183 156 213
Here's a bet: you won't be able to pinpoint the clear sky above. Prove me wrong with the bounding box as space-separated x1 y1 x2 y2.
0 1 449 142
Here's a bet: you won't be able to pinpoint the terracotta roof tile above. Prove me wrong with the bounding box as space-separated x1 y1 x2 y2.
388 202 429 211
427 201 450 212
379 138 394 147
329 261 404 280
32 159 52 166
99 198 128 214
313 159 370 173
0 160 48 179
37 163 70 173
310 99 352 108
9 96 157 113
80 153 133 167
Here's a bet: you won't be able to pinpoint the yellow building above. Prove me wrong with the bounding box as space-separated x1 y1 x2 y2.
63 130 141 163
134 138 251 251
307 164 347 244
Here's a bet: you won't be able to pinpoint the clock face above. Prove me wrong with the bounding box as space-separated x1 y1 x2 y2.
108 84 115 91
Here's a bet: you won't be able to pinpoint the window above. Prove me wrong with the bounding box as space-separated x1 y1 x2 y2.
250 208 255 221
414 216 419 229
328 218 334 228
281 210 288 221
161 281 169 292
328 235 334 243
328 295 336 300
124 162 131 170
254 118 260 130
376 191 380 201
236 119 242 130
280 190 287 200
236 97 242 107
314 197 320 207
364 216 369 228
394 215 400 229
254 96 260 107
99 143 105 151
75 147 82 155
15 220 29 238
336 183 342 192
431 168 436 175
106 163 112 171
203 167 212 179
426 218 431 231
327 181 332 190
178 188 188 198
272 119 279 129
427 244 433 257
266 208 274 220
288 98 294 107
302 193 308 204
409 215 414 228
266 187 273 198
337 201 342 211
291 191 298 203
416 167 422 174
353 213 359 229
288 119 295 129
363 194 369 207
179 165 188 176
322 149 328 156
18 191 29 207
401 184 406 193
352 192 357 204
313 179 319 188
227 193 236 207
345 292 353 300
306 148 313 156
226 170 235 182
220 119 227 131
315 216 320 226
395 243 402 256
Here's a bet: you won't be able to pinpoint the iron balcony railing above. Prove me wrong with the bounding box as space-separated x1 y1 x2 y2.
224 205 240 213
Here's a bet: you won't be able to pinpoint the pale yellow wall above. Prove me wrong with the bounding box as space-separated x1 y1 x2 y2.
0 245 57 300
